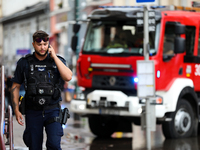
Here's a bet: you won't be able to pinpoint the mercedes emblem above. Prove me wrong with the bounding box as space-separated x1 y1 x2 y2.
109 76 116 86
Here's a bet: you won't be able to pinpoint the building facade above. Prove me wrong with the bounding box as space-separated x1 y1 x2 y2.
0 0 50 76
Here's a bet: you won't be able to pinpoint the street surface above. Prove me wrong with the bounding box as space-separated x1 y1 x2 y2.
7 101 200 150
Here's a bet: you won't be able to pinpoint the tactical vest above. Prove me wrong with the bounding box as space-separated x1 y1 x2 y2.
24 54 62 109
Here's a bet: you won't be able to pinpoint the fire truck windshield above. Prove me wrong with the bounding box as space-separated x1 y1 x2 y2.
83 20 160 56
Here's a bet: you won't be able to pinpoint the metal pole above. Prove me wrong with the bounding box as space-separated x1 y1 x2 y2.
143 5 151 150
8 105 14 150
74 0 77 22
0 66 6 150
143 5 149 61
146 98 151 149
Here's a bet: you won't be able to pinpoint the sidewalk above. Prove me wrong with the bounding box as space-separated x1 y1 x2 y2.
10 117 28 150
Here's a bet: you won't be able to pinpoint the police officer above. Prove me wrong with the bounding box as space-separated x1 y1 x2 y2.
11 30 72 150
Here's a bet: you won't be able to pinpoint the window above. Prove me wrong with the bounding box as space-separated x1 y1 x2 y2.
198 28 200 56
163 22 175 55
83 20 160 56
163 22 195 56
185 26 195 56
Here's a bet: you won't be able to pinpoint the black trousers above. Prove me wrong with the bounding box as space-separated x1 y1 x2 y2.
23 107 63 150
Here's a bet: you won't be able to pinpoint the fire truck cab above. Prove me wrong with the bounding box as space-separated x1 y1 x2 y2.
70 5 200 138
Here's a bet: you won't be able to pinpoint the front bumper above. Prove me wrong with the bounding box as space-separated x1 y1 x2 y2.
70 90 166 118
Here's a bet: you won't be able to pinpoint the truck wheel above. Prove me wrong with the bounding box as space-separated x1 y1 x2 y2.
162 99 196 138
88 115 117 137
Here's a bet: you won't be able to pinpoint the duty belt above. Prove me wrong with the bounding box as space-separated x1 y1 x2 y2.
26 102 60 111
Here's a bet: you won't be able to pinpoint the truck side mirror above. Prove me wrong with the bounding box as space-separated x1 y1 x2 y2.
175 24 185 34
174 37 185 54
73 24 80 34
71 24 81 52
71 35 78 52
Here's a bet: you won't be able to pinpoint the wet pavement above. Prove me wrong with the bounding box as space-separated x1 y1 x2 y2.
7 102 200 150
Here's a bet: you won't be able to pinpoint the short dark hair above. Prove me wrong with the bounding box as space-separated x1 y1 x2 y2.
32 30 49 42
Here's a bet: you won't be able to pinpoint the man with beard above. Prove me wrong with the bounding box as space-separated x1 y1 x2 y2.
11 30 72 150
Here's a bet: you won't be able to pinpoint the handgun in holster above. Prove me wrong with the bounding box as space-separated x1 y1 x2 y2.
19 95 25 115
61 108 70 125
44 107 70 126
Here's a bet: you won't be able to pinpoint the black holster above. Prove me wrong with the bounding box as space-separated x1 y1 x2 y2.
44 107 70 126
61 108 70 124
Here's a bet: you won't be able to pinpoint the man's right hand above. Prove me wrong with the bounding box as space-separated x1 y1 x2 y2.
15 110 24 126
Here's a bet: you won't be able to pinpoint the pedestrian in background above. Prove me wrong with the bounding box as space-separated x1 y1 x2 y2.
5 75 13 111
11 30 72 150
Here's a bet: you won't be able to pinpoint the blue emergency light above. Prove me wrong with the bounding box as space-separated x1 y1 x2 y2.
133 77 139 83
99 6 143 8
136 0 155 2
99 6 166 9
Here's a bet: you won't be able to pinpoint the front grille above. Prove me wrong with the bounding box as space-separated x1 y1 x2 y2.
92 75 135 90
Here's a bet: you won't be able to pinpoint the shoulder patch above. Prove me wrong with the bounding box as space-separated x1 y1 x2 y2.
57 54 66 61
57 54 68 67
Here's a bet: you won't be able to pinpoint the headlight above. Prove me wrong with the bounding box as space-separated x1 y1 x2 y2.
73 93 85 100
78 104 85 110
139 96 163 105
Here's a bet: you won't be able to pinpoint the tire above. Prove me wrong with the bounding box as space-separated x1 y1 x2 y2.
88 115 117 137
162 99 196 139
133 117 141 126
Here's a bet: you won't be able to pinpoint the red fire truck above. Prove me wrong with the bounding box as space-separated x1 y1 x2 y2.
70 5 200 139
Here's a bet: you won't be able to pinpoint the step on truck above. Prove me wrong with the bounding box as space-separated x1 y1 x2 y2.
70 5 200 138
